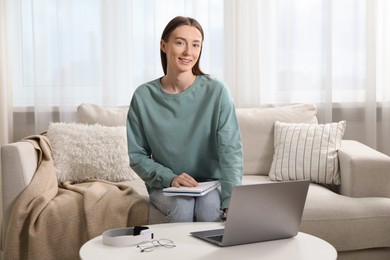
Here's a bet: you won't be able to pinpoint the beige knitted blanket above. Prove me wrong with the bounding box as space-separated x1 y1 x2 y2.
4 135 149 260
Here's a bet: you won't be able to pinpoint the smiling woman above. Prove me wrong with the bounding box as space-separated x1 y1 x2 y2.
161 25 203 77
160 17 205 77
160 24 203 94
126 16 243 224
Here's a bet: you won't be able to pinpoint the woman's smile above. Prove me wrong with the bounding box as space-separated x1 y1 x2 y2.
179 57 192 65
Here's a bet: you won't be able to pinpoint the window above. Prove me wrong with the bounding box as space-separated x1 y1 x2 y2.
13 0 224 107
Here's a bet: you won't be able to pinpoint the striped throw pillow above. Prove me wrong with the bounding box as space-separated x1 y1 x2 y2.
269 120 346 185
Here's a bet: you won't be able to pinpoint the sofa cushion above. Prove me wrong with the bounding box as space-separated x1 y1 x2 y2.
301 183 390 251
237 104 318 176
241 175 390 252
47 122 139 183
77 103 128 126
269 120 346 185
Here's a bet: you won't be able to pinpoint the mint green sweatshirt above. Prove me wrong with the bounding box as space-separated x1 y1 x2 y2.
126 75 243 209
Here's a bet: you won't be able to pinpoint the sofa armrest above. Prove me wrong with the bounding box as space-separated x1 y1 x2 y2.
1 141 38 249
338 140 390 198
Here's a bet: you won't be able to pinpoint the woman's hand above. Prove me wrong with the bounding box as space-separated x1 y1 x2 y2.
222 208 229 221
171 173 198 188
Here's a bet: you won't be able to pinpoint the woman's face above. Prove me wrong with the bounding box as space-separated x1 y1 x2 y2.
161 25 202 75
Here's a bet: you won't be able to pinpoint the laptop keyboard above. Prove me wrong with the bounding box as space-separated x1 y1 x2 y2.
208 235 223 243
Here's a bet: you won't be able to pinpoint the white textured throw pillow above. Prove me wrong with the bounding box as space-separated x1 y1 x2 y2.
47 122 139 183
269 120 346 185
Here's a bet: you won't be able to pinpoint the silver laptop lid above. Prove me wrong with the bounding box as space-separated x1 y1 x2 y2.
221 180 309 246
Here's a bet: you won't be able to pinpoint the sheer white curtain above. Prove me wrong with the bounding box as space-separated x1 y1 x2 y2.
0 0 14 146
1 0 390 155
224 0 390 155
376 0 390 156
224 0 278 108
4 0 223 138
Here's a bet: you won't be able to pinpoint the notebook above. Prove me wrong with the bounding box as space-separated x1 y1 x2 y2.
162 181 220 197
190 180 310 247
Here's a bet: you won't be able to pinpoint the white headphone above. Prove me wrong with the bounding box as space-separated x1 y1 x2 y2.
102 226 154 247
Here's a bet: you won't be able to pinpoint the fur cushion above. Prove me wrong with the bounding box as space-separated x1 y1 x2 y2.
47 122 139 183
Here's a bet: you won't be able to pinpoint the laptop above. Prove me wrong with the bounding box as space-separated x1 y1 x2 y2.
190 180 310 247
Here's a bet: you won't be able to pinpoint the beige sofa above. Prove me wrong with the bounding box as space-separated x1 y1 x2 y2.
2 103 390 259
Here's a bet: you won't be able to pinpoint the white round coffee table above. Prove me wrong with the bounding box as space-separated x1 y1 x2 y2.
80 222 337 260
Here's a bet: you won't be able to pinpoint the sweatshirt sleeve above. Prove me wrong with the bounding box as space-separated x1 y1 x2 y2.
126 95 177 190
217 87 244 209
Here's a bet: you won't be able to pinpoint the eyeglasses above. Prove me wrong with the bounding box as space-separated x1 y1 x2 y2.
137 239 176 252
